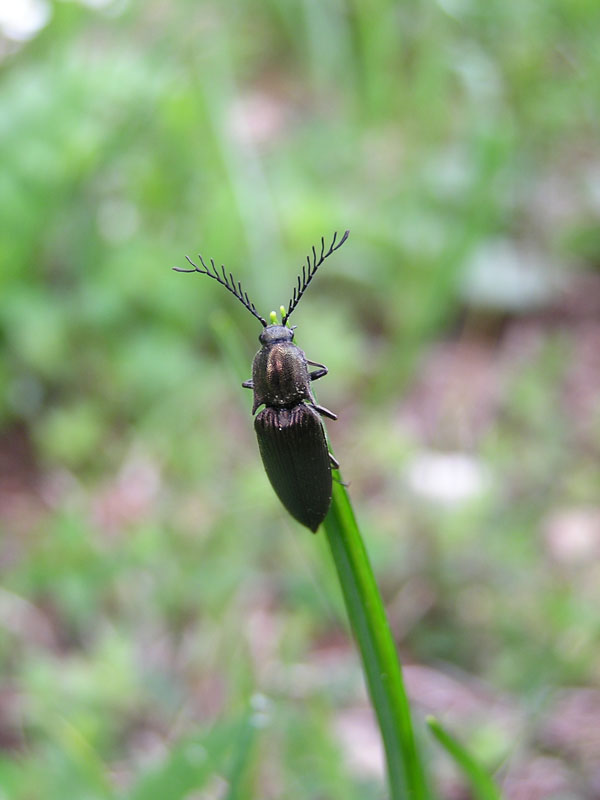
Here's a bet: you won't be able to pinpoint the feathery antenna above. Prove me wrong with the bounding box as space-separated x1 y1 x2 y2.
282 230 349 324
174 255 267 327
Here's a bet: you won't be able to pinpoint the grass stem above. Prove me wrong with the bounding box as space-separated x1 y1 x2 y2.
323 479 428 800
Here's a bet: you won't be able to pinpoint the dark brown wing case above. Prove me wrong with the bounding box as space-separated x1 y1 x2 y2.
254 404 332 532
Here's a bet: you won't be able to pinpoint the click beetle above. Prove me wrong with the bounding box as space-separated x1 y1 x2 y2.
174 230 349 531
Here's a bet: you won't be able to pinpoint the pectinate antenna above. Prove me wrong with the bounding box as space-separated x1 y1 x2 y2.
174 254 267 327
282 230 349 325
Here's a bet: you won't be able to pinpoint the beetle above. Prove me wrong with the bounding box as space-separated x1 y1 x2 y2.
174 230 349 531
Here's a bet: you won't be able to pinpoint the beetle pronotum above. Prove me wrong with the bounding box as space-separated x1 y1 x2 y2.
174 230 349 531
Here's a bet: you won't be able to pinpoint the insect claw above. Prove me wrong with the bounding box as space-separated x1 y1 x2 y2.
333 475 350 487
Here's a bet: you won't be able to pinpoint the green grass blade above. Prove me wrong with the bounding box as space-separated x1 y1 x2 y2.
323 479 428 800
224 713 258 800
53 717 114 799
426 717 502 800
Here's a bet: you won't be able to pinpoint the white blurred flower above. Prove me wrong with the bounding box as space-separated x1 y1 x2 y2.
0 0 51 41
405 450 490 505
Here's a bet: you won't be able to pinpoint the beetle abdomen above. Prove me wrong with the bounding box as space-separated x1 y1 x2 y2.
254 404 332 532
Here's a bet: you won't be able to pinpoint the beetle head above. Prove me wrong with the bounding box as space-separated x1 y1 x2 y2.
259 325 294 345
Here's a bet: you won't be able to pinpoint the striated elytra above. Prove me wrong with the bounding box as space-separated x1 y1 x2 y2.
255 404 332 532
174 230 349 531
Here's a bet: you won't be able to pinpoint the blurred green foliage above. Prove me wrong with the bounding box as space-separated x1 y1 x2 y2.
1 0 600 797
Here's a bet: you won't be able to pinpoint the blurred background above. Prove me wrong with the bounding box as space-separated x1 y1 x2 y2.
1 0 600 797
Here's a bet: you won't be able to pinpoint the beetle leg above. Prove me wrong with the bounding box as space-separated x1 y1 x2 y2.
309 368 327 381
242 379 254 389
307 360 328 382
311 402 337 420
329 452 340 469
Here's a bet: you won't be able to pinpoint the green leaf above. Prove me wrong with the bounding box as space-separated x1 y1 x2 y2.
53 716 114 799
323 479 430 800
427 717 502 800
